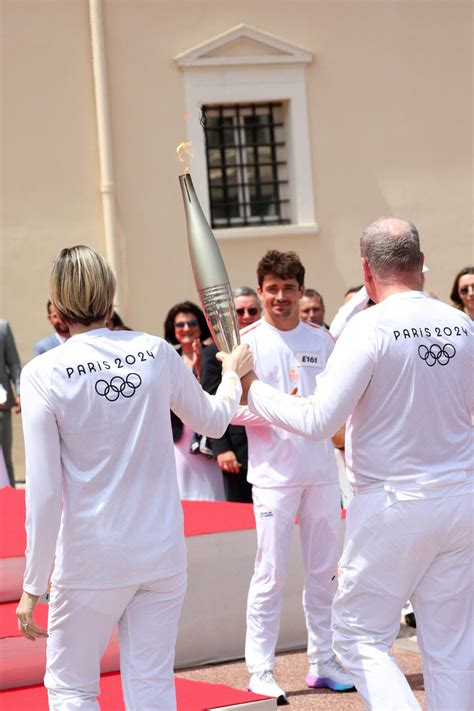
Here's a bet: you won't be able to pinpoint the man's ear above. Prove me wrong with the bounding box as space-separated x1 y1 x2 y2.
256 284 262 298
361 257 372 283
362 257 378 303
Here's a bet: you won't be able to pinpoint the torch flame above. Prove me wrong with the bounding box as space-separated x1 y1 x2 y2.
176 141 193 174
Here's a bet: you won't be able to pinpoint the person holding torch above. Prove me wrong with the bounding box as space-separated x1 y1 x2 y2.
16 245 252 711
241 218 473 711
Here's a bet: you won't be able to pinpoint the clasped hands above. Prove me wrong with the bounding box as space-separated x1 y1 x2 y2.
216 344 257 404
216 345 300 405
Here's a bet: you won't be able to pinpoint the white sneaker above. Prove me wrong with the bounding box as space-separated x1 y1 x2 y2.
248 670 288 705
306 656 355 692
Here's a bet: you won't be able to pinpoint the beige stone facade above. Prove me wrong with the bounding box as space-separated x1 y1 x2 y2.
1 0 472 479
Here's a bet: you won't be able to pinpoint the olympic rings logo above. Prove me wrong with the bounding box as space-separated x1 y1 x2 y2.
418 343 456 367
95 373 142 401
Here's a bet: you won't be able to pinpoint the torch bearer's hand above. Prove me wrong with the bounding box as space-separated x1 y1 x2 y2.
16 591 48 641
217 344 253 378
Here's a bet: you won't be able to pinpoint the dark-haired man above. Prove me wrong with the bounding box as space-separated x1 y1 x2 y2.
34 301 70 356
299 288 328 328
234 251 353 703
245 219 473 710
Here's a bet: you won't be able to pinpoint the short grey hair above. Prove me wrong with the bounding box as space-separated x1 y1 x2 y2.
360 217 421 280
233 286 258 298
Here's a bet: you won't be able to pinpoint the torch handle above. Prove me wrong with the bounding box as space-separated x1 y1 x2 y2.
199 283 240 354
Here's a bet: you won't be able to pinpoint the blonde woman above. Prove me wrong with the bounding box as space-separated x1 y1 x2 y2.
15 246 251 710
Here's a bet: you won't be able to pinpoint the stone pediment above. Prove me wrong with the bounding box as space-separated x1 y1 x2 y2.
175 23 312 67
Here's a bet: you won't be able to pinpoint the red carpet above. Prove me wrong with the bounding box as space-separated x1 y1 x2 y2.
182 500 256 537
0 673 269 710
0 487 256 559
0 488 26 559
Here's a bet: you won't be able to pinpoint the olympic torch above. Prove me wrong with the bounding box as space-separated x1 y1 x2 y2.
179 172 240 353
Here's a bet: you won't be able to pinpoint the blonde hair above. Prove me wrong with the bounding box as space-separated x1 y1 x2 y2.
50 246 116 326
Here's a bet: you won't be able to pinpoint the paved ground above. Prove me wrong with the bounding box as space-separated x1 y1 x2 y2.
179 624 424 709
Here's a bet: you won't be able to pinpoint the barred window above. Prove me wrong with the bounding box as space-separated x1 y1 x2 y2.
202 103 290 228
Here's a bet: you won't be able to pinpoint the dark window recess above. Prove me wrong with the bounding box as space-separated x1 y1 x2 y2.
201 103 290 228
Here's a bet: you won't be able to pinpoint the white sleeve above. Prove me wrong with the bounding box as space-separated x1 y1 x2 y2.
231 405 269 427
329 286 369 339
21 365 63 596
248 317 376 440
168 345 242 437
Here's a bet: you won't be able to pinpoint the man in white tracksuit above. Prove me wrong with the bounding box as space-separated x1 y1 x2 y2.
244 219 473 710
234 250 354 704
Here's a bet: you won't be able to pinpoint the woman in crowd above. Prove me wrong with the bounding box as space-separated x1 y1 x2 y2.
164 301 226 501
450 266 474 320
16 247 251 710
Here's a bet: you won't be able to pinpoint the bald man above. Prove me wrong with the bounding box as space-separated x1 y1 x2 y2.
243 218 473 711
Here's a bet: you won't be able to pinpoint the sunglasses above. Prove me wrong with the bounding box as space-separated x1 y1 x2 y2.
459 286 474 295
236 307 259 317
175 319 198 329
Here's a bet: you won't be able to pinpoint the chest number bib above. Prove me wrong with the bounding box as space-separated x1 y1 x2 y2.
295 351 322 368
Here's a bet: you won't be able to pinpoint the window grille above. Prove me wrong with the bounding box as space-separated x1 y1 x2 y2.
201 103 290 228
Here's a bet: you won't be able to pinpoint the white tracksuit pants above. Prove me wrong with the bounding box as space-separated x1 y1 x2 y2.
45 571 187 711
332 485 474 711
246 484 340 673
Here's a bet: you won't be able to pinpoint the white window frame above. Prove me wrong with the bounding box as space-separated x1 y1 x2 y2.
175 24 318 241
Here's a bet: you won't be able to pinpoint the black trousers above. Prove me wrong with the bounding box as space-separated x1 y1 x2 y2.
223 467 253 503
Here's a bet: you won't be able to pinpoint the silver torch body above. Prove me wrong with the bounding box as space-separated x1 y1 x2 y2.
179 173 240 353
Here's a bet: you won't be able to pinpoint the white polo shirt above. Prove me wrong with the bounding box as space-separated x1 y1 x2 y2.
21 328 241 595
234 319 338 488
249 292 473 492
